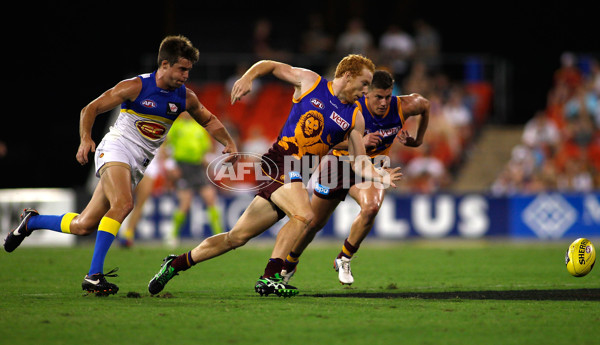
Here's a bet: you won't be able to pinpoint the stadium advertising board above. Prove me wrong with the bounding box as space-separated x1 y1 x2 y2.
2 190 598 244
510 193 600 239
130 192 600 240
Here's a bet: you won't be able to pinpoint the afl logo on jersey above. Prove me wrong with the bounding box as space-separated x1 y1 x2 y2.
141 99 157 108
310 98 325 109
136 120 166 140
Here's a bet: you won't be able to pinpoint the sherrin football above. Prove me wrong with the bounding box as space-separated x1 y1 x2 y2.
565 238 596 277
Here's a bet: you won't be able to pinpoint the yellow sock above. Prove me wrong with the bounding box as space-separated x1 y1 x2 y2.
60 213 79 234
98 217 121 236
286 253 300 264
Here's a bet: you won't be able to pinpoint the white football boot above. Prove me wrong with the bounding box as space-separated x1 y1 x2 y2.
281 266 296 284
334 256 354 285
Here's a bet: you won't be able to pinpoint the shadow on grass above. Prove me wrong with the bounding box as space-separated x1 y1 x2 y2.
304 289 600 301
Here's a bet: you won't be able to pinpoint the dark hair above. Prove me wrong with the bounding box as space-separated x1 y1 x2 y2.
157 35 200 67
371 70 395 90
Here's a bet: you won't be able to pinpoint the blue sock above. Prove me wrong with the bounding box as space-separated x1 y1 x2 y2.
27 215 62 232
88 217 121 276
26 213 79 233
88 230 116 276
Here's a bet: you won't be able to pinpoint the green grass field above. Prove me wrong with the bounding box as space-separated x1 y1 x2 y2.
1 239 598 345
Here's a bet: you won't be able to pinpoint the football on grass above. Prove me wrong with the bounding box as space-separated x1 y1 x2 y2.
565 238 596 277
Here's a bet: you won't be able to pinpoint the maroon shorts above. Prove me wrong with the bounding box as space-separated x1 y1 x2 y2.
255 142 314 219
313 155 356 201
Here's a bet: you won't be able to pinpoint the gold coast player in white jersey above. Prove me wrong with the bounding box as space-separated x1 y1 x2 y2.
4 35 238 295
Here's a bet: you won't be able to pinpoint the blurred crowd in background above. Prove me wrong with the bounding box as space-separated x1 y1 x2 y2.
171 16 598 196
491 53 600 195
145 16 599 196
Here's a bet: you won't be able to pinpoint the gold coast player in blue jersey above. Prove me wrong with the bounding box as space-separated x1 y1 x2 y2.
281 70 430 285
148 55 403 297
3 36 238 295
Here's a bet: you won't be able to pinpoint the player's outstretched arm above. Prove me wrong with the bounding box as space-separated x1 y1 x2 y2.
230 60 319 104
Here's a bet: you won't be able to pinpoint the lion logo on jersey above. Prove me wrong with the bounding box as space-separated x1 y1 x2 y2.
299 110 324 139
278 110 330 158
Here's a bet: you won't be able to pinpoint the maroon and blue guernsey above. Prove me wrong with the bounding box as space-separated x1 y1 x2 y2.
276 76 358 159
340 94 405 158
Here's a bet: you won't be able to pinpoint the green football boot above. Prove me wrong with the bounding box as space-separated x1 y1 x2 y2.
255 273 299 298
148 255 178 295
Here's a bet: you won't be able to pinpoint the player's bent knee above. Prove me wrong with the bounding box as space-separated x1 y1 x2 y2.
111 200 134 219
293 211 314 227
224 231 249 249
361 202 381 219
71 219 99 236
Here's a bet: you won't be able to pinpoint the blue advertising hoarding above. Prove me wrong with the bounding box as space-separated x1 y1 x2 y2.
129 192 600 241
510 193 600 239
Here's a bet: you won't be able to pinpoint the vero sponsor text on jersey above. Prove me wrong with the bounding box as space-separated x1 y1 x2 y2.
330 111 349 130
370 126 402 138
